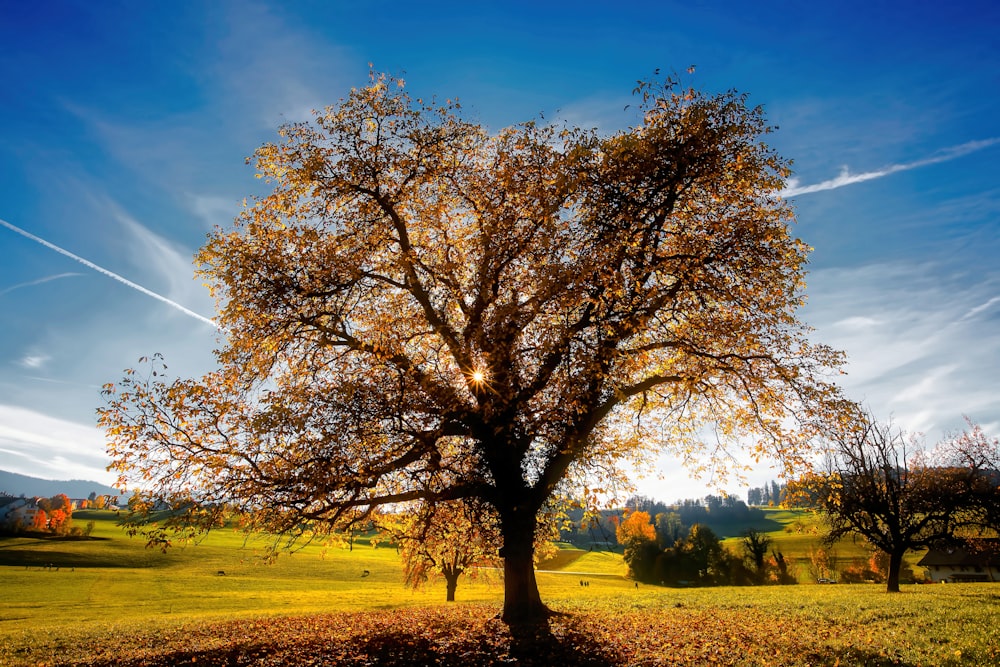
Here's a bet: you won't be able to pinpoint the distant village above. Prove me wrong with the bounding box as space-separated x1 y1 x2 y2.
0 492 119 536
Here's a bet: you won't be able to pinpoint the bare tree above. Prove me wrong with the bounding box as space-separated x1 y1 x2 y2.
794 416 999 592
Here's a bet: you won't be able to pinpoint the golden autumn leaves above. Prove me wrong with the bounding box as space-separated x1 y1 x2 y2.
100 70 851 624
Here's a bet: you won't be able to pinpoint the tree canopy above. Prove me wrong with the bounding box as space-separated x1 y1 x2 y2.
100 70 849 624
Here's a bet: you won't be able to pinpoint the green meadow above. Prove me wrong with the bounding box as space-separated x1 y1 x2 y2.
1 510 998 666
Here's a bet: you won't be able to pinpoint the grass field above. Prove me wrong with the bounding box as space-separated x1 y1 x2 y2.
1 510 998 665
718 508 930 577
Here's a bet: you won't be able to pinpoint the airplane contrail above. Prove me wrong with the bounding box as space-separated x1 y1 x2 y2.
1 217 220 330
0 272 82 297
781 137 1000 197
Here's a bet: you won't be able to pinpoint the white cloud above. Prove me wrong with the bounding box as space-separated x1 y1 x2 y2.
206 2 354 128
891 364 960 404
960 296 1000 321
0 405 113 484
110 205 210 307
189 194 241 230
19 354 49 369
805 262 1000 437
833 315 881 331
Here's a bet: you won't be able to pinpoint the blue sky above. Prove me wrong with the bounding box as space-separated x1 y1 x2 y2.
1 0 998 501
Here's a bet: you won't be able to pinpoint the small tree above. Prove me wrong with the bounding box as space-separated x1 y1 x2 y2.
618 510 658 581
654 511 685 549
741 528 772 583
686 524 727 584
30 508 48 532
937 419 1000 532
652 523 733 586
616 510 657 546
48 508 70 535
804 545 836 583
49 494 72 513
624 538 662 583
382 499 502 602
769 550 795 584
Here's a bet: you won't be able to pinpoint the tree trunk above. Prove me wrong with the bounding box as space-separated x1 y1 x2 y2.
499 507 548 625
886 550 903 593
444 569 460 602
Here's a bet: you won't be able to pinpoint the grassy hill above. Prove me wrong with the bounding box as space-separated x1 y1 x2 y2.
0 470 122 500
0 509 988 666
0 511 1000 667
718 507 930 579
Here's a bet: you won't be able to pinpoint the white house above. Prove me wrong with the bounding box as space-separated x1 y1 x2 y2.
917 540 1000 583
0 497 41 529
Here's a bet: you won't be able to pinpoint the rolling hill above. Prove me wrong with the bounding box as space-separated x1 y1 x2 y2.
0 469 122 499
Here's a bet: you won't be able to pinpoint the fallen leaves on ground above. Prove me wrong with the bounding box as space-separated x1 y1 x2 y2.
19 600 991 667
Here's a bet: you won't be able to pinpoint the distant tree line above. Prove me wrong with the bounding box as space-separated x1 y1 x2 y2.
617 510 794 587
746 481 787 507
556 492 796 587
559 493 770 551
626 493 767 528
557 492 767 550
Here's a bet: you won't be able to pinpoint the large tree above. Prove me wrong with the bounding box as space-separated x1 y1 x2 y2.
791 416 1000 592
100 71 848 624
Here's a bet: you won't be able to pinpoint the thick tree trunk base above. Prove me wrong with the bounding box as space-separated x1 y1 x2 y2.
886 551 903 593
500 529 548 626
501 599 552 626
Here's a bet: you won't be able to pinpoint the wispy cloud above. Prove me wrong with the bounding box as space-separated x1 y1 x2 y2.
107 203 213 310
189 194 240 230
25 375 102 389
960 296 1000 321
782 138 1000 197
805 262 1000 436
19 354 50 369
0 405 112 483
0 217 220 330
0 272 83 297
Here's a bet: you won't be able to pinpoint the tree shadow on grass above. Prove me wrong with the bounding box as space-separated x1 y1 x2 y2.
502 621 621 666
76 618 623 667
67 635 932 667
0 534 177 569
50 624 946 667
0 547 125 569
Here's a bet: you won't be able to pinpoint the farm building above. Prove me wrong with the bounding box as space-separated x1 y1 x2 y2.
0 497 42 530
918 540 1000 583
